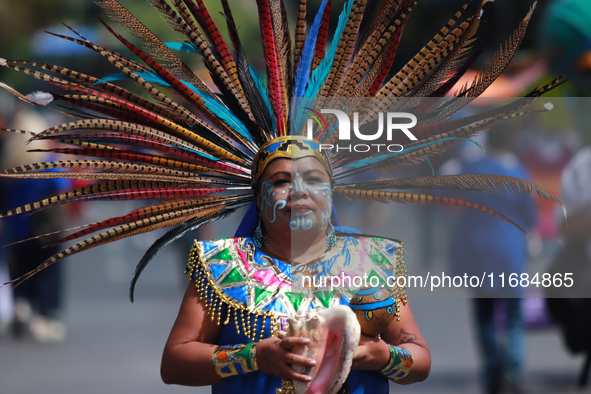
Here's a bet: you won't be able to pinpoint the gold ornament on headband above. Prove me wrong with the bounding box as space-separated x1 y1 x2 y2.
251 136 333 188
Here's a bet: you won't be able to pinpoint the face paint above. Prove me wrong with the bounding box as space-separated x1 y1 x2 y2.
260 181 288 224
257 157 333 235
288 214 314 231
287 171 332 231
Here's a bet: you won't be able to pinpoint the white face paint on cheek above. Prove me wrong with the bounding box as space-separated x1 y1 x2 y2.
318 182 333 226
260 181 288 224
287 172 333 231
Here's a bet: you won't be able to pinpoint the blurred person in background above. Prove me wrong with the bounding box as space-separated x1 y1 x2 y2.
546 146 591 387
441 124 537 394
1 106 70 343
538 0 591 387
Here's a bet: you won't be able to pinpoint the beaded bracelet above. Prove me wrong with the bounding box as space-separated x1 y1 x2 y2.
380 345 413 381
212 342 259 379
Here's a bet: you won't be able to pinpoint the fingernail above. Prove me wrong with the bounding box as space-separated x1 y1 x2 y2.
310 360 316 366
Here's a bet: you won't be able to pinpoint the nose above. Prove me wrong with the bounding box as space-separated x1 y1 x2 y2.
289 182 309 200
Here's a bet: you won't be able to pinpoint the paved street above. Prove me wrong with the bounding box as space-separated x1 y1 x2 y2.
0 203 589 394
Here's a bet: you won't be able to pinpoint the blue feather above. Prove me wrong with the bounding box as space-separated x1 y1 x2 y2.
93 71 253 143
293 0 355 134
195 88 253 143
249 66 276 130
292 0 331 99
164 42 198 54
303 0 353 99
169 144 220 162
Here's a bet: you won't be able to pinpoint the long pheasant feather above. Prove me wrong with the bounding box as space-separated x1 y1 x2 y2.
256 0 286 136
4 204 229 287
294 0 308 69
182 0 239 85
157 0 253 120
293 0 330 99
129 202 249 301
311 0 332 70
270 0 293 121
335 188 525 230
44 133 248 174
376 0 470 98
320 0 367 97
97 18 256 150
456 3 536 100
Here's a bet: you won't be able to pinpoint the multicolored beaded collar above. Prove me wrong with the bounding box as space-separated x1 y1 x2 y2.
185 235 407 341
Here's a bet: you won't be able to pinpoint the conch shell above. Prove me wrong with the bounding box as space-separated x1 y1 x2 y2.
287 306 361 394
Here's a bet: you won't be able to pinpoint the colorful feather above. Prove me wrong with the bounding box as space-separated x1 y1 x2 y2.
0 0 565 295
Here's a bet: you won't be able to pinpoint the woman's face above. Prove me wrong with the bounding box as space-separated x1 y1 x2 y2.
257 157 332 234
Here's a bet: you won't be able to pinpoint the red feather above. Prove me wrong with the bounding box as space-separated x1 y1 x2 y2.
97 18 240 139
312 0 332 70
367 24 403 96
47 133 248 175
50 199 207 246
184 0 236 75
55 187 226 204
256 0 285 136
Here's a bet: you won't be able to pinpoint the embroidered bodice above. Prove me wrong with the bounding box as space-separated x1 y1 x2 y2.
185 234 407 341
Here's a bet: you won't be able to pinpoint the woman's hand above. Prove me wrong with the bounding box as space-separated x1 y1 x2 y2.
352 335 391 371
257 337 317 382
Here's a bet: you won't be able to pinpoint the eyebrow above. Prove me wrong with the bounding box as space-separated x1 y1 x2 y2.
302 169 324 175
268 171 291 180
268 169 326 180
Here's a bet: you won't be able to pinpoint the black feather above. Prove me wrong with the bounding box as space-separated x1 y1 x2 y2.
128 199 251 302
225 13 275 137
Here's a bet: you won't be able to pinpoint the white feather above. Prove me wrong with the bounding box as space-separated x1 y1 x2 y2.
544 102 554 111
25 91 54 106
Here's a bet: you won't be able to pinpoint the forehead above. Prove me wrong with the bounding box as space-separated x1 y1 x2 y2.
261 157 329 178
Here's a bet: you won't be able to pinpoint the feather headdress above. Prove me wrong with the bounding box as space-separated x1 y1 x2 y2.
0 0 564 298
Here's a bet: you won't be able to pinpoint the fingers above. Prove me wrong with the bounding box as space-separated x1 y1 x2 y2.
279 336 310 350
286 352 316 368
278 339 316 382
258 336 317 382
270 353 315 382
274 363 312 383
291 371 313 383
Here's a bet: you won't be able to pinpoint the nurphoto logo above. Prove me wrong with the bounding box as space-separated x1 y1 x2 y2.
305 109 418 153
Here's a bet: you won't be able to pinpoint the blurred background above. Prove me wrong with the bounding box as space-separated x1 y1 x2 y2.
0 0 590 393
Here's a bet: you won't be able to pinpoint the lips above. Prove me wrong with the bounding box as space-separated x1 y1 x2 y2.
290 205 313 215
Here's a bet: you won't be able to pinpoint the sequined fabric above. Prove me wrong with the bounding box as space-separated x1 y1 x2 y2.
185 234 407 341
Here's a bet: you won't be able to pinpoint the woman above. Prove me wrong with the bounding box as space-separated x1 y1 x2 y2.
160 136 431 393
0 0 563 392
